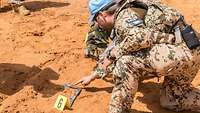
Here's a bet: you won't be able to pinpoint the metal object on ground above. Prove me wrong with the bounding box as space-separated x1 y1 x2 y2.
64 83 82 109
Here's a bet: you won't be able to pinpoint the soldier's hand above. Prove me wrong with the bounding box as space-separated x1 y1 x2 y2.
74 73 97 86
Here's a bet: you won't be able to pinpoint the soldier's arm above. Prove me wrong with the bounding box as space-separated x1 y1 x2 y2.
112 8 175 59
86 23 111 47
112 27 174 59
85 23 111 59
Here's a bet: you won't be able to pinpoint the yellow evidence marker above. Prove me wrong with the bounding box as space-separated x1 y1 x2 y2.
54 95 70 111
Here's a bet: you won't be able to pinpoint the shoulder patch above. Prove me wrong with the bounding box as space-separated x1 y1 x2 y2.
125 18 144 27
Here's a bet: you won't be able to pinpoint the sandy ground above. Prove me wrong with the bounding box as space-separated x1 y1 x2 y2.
0 0 200 113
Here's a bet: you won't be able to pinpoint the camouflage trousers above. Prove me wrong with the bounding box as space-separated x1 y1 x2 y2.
109 44 200 113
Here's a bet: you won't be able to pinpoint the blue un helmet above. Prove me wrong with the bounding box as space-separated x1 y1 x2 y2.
88 0 116 23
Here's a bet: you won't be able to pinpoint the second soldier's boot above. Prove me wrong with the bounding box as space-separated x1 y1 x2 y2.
8 0 30 16
8 0 22 5
16 5 30 16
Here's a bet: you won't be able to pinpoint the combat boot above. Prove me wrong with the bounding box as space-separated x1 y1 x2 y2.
8 0 30 16
8 0 22 5
16 5 30 16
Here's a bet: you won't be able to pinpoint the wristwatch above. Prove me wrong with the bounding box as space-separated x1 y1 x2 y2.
95 66 107 79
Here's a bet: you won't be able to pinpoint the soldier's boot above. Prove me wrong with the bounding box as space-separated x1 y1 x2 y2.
8 0 30 16
181 87 200 112
109 56 150 113
160 75 200 112
16 5 30 16
8 0 22 5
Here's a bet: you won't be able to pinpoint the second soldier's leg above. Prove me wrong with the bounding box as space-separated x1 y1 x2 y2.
109 55 156 113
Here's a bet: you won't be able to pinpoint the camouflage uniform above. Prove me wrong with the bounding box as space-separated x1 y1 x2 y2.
85 23 111 60
95 1 200 113
84 0 126 60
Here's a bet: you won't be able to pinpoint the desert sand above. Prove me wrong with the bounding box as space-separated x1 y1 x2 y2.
0 0 200 113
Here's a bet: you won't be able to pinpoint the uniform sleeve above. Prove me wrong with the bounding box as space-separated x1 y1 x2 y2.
86 23 110 47
113 8 175 59
85 23 111 59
